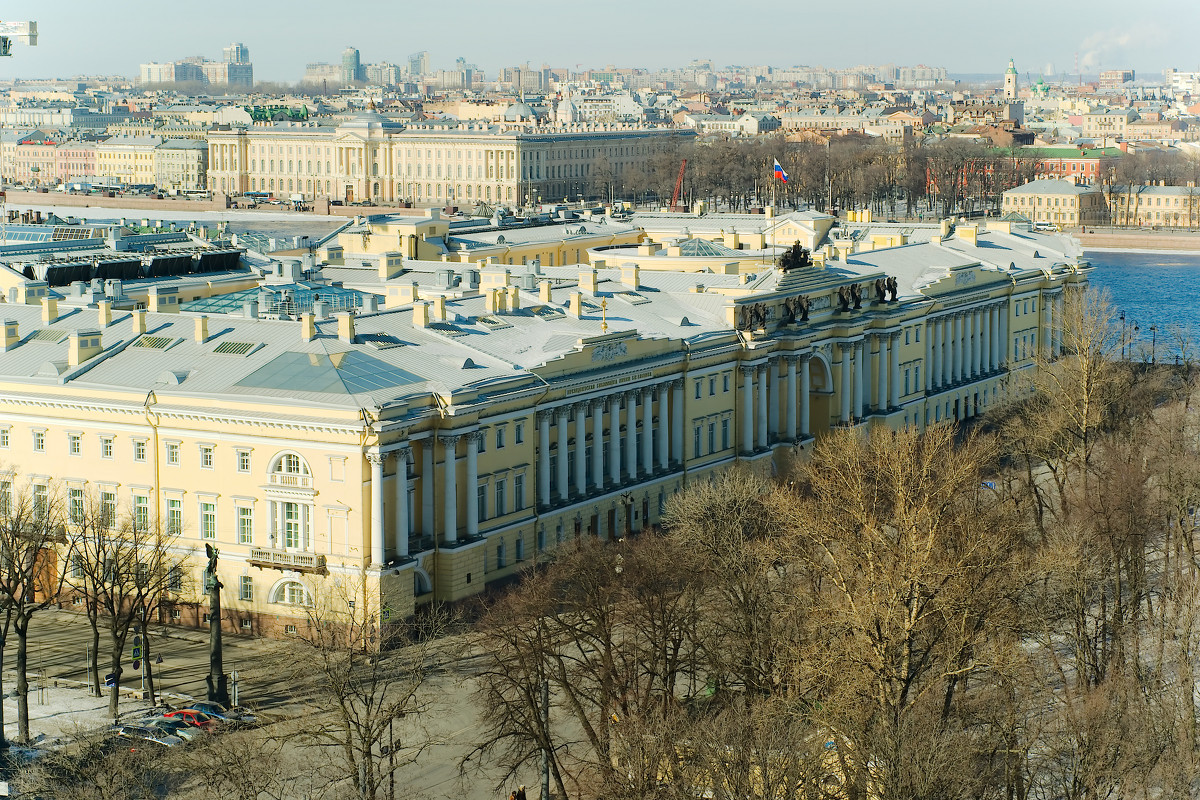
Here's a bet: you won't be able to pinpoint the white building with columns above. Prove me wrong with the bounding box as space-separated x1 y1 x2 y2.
0 218 1085 633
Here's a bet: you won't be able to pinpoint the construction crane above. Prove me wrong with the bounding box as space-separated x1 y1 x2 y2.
0 20 37 57
670 158 687 211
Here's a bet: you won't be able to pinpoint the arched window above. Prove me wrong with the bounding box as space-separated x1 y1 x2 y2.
274 453 310 477
271 580 312 606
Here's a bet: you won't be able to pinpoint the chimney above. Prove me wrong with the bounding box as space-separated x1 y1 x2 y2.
41 297 58 324
568 291 583 318
539 280 553 304
432 296 447 321
507 285 520 311
243 299 259 319
300 313 316 341
312 300 328 320
939 218 952 237
620 263 640 289
336 312 355 343
361 295 379 314
2 320 18 351
958 225 978 246
97 300 112 327
132 309 147 335
413 300 431 328
67 329 102 367
485 288 502 314
579 268 599 294
194 315 210 343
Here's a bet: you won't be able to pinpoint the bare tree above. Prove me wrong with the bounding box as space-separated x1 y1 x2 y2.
0 473 69 744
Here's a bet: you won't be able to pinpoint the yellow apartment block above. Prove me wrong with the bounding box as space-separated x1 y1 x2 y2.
0 220 1087 636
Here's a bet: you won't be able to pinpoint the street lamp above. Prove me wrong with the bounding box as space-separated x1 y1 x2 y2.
1150 325 1157 365
1120 311 1126 360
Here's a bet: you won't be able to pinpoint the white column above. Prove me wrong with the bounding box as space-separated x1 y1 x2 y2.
839 345 852 424
768 360 781 440
999 304 1009 367
394 447 410 557
889 332 901 409
537 411 551 508
964 311 974 379
941 317 952 387
799 354 812 437
989 305 1000 371
624 391 639 481
932 319 943 390
441 434 458 544
609 395 622 484
853 342 865 421
741 366 756 451
785 357 798 441
465 432 481 538
756 365 768 449
574 403 587 497
591 399 605 490
1042 296 1053 360
641 388 654 474
924 323 933 392
670 380 684 465
556 408 570 502
1054 293 1064 356
952 314 963 383
876 335 888 412
656 384 670 471
421 440 434 537
369 451 385 566
974 309 984 375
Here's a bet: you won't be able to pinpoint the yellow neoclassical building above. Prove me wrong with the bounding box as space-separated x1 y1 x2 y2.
206 112 694 205
0 218 1087 635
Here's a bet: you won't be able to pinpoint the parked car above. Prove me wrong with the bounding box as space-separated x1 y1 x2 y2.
186 701 258 726
163 709 219 730
117 725 183 747
135 716 207 741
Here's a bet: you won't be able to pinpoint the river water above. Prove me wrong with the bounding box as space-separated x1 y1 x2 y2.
1085 250 1200 360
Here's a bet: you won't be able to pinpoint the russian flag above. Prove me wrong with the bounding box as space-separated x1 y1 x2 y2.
774 158 789 182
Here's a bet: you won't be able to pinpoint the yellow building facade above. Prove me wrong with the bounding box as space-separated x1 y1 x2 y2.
0 219 1087 636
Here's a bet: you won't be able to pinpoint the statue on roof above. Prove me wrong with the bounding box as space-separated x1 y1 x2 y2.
886 276 899 302
874 278 887 303
851 283 863 310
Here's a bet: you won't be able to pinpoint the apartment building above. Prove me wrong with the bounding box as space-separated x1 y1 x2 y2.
0 219 1086 633
1000 178 1109 226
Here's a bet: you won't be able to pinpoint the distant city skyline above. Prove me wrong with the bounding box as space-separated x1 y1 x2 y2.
1 0 1198 84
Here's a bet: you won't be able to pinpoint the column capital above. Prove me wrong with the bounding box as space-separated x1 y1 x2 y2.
439 433 461 447
590 397 607 412
669 378 684 391
555 405 570 419
796 351 813 363
640 386 655 400
366 451 386 465
392 445 412 463
535 409 554 424
739 364 756 377
465 430 486 447
571 400 590 412
623 388 639 402
889 331 902 343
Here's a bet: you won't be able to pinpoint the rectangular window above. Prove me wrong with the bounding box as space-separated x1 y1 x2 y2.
237 450 251 472
237 507 253 544
134 440 146 462
168 567 182 591
904 369 911 396
914 366 921 390
200 445 214 469
33 484 47 519
477 484 488 521
167 499 182 535
71 554 84 579
496 427 505 449
495 479 506 517
0 428 8 448
69 434 81 455
723 373 730 392
709 377 716 396
694 426 702 457
514 474 525 511
166 442 180 465
0 480 10 516
905 329 911 346
283 502 301 549
201 502 216 539
33 431 45 452
708 422 716 453
101 437 114 459
915 327 921 343
694 380 702 399
69 487 84 523
514 423 524 444
239 575 253 601
134 494 149 531
722 419 730 450
100 491 116 528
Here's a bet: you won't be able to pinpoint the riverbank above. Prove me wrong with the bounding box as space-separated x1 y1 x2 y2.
1075 229 1200 253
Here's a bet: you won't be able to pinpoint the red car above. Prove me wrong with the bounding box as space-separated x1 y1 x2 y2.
163 709 219 731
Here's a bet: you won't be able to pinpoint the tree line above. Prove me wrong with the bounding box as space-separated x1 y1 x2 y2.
589 133 1200 221
464 290 1200 799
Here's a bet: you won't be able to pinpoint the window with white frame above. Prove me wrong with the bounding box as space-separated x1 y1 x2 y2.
165 442 180 466
200 502 216 539
200 445 214 469
239 575 253 601
32 430 45 452
33 484 47 519
495 479 506 517
495 426 506 449
273 580 311 606
100 491 116 529
515 422 524 444
68 434 81 456
0 427 8 448
133 440 146 462
69 487 84 523
166 498 182 535
237 450 251 472
237 507 253 544
133 494 149 531
514 474 525 511
101 437 114 459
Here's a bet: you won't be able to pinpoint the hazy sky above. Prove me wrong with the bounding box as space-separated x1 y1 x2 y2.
1 0 1198 83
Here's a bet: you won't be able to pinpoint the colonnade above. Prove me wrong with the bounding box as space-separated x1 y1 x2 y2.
925 301 1008 393
367 445 412 566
